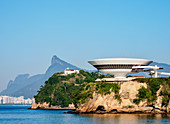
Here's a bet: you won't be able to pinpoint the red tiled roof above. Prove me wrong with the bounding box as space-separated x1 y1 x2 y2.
65 69 79 71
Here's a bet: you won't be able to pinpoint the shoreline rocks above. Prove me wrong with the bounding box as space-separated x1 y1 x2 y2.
29 102 75 110
69 106 170 114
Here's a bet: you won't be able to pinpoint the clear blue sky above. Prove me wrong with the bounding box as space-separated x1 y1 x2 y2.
0 0 170 91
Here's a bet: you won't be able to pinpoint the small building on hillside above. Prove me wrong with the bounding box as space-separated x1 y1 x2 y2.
64 68 79 75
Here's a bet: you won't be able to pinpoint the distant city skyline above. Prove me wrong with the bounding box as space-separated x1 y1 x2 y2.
0 0 170 92
0 96 34 104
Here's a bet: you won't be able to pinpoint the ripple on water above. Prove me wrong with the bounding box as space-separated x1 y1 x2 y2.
0 106 170 124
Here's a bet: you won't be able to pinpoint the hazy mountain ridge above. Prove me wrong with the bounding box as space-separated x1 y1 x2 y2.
127 62 170 77
151 62 170 73
0 55 80 98
1 56 170 98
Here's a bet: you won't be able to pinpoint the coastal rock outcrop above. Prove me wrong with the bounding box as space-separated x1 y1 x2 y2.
71 81 170 114
30 102 75 110
30 71 170 114
30 102 50 109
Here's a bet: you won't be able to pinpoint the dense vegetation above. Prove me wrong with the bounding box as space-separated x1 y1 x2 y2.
73 82 120 104
34 70 114 107
35 71 170 108
133 78 170 106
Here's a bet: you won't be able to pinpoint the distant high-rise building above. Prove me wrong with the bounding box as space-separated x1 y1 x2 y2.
0 96 35 105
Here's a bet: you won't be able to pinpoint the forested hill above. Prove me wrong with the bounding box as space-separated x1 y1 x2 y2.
34 70 170 114
34 70 114 107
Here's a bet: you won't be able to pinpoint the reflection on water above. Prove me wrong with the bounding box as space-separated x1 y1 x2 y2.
79 114 170 124
0 106 170 124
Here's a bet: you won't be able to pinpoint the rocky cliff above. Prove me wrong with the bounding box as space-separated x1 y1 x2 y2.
71 79 170 114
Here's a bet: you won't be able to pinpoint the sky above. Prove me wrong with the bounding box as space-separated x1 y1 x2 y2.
0 0 170 92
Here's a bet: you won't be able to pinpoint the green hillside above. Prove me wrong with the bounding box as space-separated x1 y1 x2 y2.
34 70 114 107
34 70 170 108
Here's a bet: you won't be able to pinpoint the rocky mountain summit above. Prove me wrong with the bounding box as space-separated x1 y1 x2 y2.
0 55 80 98
45 56 79 78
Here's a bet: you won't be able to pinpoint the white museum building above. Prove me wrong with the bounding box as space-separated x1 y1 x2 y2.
88 58 170 81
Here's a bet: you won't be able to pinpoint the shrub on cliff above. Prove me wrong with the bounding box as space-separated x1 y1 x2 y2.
73 82 120 104
162 96 169 107
96 82 120 95
133 78 170 105
133 86 152 104
159 89 170 107
138 86 152 99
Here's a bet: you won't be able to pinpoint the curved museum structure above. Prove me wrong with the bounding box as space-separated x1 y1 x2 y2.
88 58 153 78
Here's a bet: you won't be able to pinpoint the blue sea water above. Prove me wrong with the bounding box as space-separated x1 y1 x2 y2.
0 106 170 124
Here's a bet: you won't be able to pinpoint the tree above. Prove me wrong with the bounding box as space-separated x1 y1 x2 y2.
149 72 155 78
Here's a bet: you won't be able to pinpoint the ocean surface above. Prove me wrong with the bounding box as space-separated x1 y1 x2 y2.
0 106 170 124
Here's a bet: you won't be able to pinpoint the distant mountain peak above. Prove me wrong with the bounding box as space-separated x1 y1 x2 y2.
51 55 63 65
0 55 81 98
